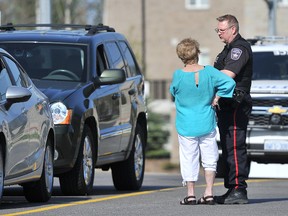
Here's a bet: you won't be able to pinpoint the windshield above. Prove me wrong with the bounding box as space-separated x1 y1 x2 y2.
253 51 288 80
0 43 87 82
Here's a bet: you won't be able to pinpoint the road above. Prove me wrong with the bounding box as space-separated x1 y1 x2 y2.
0 169 288 216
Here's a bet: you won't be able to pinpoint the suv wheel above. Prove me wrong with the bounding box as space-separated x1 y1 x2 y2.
112 123 145 190
59 125 95 195
23 139 54 202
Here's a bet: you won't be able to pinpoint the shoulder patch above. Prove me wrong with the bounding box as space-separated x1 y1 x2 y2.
231 48 242 60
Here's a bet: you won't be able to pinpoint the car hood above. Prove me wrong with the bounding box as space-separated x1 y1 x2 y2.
251 80 288 94
32 79 84 102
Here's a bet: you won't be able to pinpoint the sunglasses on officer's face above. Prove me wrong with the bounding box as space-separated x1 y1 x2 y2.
215 25 234 33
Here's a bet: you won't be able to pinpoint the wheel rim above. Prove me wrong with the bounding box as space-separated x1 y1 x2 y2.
134 134 144 181
45 146 53 194
83 135 93 185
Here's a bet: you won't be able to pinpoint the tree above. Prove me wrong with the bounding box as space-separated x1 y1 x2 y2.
0 0 104 25
0 0 36 24
52 0 104 24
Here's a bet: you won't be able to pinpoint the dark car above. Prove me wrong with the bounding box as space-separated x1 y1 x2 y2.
0 23 147 195
0 48 55 203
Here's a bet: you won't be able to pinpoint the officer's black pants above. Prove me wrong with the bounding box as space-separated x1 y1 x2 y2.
217 96 252 189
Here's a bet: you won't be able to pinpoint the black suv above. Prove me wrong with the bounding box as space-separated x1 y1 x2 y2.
0 23 147 195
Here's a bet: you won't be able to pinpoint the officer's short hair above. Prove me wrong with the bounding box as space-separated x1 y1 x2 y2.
176 38 201 65
217 14 239 32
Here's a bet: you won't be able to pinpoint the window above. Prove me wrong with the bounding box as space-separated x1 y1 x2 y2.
278 0 288 7
199 48 210 66
106 42 125 71
252 52 288 80
96 44 109 76
0 43 87 82
185 0 210 10
4 56 28 88
119 41 140 77
0 59 12 101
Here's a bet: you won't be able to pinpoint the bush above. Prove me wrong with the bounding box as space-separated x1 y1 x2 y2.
146 104 170 158
146 149 170 159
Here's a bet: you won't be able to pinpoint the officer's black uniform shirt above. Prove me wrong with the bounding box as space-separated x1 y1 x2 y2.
214 34 253 94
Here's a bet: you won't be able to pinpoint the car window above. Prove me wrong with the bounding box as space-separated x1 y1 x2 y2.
105 42 126 73
119 41 140 77
96 44 109 76
253 51 288 80
0 59 12 101
4 56 28 88
0 43 87 82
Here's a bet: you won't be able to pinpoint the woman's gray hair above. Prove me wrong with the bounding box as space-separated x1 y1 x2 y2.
176 38 201 65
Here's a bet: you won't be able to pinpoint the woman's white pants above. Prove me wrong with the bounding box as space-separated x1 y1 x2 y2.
178 129 219 184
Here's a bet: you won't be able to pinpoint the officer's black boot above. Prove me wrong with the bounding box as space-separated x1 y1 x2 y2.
214 188 233 204
215 188 248 204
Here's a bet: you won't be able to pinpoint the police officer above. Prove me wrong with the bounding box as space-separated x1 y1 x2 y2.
213 14 253 204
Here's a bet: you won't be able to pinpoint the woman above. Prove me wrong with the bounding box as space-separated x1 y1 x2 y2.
170 38 235 205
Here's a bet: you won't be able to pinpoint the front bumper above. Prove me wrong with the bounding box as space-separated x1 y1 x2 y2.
246 128 288 163
53 124 79 175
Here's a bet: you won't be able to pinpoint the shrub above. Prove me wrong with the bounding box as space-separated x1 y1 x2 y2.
146 105 170 158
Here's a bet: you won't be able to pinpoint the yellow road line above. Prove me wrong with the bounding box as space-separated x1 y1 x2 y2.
0 178 281 216
0 189 175 216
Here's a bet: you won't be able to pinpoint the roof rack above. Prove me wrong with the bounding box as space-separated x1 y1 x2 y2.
0 23 115 35
247 36 288 45
85 23 115 35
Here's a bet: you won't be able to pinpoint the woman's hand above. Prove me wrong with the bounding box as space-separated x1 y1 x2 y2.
212 95 220 110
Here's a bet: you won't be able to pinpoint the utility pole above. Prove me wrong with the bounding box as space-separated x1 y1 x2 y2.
36 0 51 29
141 0 146 75
65 0 73 24
265 0 277 35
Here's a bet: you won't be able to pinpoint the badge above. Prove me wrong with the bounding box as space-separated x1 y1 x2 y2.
231 48 242 60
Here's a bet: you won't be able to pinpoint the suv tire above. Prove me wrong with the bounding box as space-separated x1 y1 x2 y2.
112 123 145 190
59 125 95 195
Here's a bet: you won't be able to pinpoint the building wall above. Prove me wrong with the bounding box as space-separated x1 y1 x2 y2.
103 0 143 62
104 0 288 99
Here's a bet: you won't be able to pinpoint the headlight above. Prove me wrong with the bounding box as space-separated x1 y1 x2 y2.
50 102 72 124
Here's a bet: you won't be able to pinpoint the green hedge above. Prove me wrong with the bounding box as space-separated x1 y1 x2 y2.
146 102 170 158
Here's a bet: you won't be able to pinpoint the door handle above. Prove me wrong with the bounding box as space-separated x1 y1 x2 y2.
112 93 121 100
21 107 26 113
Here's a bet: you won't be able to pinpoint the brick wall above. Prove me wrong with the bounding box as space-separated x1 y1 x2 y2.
104 0 288 99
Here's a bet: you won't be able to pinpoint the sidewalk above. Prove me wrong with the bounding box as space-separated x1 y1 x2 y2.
145 159 180 174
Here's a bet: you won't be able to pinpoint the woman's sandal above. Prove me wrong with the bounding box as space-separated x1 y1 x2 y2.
197 195 215 205
180 196 197 205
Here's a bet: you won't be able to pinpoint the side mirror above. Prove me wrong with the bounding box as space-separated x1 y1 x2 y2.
5 86 32 109
99 69 126 85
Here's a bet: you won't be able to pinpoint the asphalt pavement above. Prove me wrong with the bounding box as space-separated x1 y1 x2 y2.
0 169 288 216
